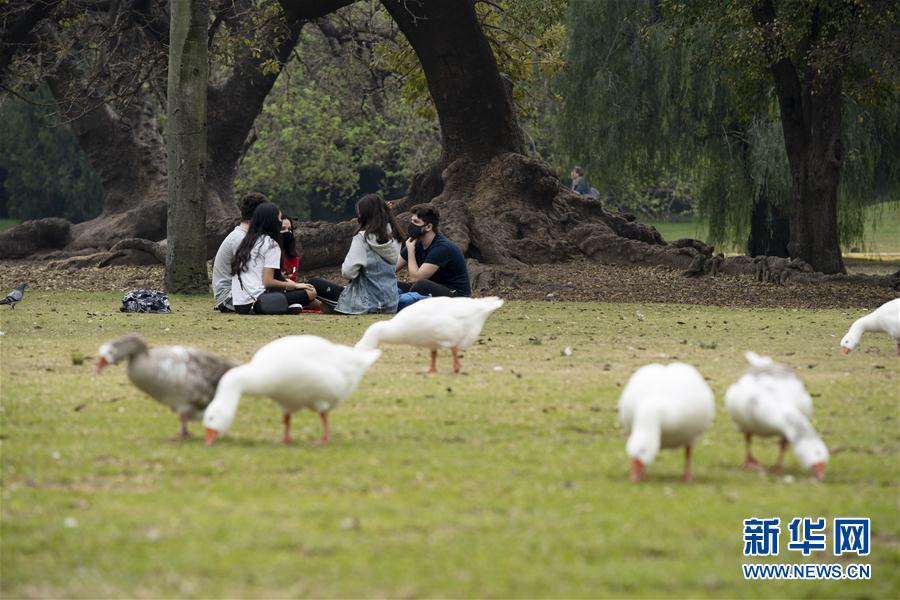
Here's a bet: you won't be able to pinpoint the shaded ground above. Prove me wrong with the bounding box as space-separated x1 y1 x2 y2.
1 257 896 309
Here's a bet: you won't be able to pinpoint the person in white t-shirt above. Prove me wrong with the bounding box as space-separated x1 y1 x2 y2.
212 192 267 311
230 202 316 314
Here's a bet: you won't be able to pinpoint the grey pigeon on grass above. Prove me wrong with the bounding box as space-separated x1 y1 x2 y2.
0 283 27 309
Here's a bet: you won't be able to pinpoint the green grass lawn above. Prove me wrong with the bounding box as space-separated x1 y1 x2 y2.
648 202 900 255
1 294 898 598
0 219 20 232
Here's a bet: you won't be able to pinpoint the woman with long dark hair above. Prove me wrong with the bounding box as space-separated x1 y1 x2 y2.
230 202 316 314
309 194 402 314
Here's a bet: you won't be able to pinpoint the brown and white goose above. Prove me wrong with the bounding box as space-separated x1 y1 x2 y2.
95 334 238 438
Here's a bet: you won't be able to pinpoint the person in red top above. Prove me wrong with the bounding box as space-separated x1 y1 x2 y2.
279 217 300 282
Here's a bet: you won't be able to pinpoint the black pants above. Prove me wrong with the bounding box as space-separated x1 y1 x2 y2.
398 279 459 298
308 278 343 307
234 289 311 314
310 277 459 308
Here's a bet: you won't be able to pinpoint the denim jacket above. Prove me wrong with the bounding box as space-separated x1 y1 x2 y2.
335 235 399 314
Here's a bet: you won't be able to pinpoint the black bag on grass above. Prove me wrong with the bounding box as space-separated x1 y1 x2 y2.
121 289 171 313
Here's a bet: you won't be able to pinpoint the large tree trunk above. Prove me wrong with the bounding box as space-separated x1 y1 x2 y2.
165 0 209 293
754 1 846 274
784 75 845 274
380 0 525 204
0 2 308 257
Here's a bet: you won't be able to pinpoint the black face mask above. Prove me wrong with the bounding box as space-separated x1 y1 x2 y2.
407 222 427 239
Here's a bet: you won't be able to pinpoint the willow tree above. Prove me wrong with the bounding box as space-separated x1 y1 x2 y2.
560 0 900 273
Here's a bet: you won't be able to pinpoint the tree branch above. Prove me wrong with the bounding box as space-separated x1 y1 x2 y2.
276 0 359 22
751 0 808 152
0 0 62 80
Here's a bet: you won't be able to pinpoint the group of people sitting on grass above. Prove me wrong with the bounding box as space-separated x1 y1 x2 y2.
212 192 470 316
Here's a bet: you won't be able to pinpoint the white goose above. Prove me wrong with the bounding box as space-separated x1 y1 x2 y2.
725 351 828 480
203 335 381 445
355 296 504 373
95 334 238 438
840 298 900 356
618 363 715 482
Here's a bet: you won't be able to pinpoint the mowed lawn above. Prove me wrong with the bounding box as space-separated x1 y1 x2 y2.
648 201 900 256
1 293 898 598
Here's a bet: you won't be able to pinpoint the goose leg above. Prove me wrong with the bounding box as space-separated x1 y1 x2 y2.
282 413 292 445
682 446 693 482
451 346 461 373
769 439 788 473
742 433 761 469
427 350 438 374
177 414 190 440
318 412 330 445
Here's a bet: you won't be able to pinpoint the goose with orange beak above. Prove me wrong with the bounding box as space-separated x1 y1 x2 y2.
725 351 828 481
95 334 238 439
618 362 715 482
355 296 503 374
840 298 900 356
203 335 381 446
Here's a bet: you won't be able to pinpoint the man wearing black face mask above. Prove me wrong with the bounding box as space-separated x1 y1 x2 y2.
397 204 471 297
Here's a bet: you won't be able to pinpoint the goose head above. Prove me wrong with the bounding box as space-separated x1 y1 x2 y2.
840 318 867 355
840 332 858 355
793 437 829 481
95 334 149 374
626 416 661 482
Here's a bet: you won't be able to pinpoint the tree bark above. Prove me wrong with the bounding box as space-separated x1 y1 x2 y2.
380 0 525 203
45 58 172 250
165 0 209 293
787 74 845 274
0 2 310 256
747 195 790 257
753 0 846 274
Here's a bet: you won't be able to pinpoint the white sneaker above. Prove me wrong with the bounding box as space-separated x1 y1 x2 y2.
287 304 303 315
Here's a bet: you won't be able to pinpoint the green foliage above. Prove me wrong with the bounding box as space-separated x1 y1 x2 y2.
0 93 103 222
236 20 440 219
2 294 899 597
373 0 568 137
558 0 900 248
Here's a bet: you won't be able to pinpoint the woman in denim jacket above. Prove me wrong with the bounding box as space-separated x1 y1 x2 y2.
310 194 402 314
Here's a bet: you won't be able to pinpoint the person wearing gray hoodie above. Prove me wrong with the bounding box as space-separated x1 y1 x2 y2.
309 194 403 314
